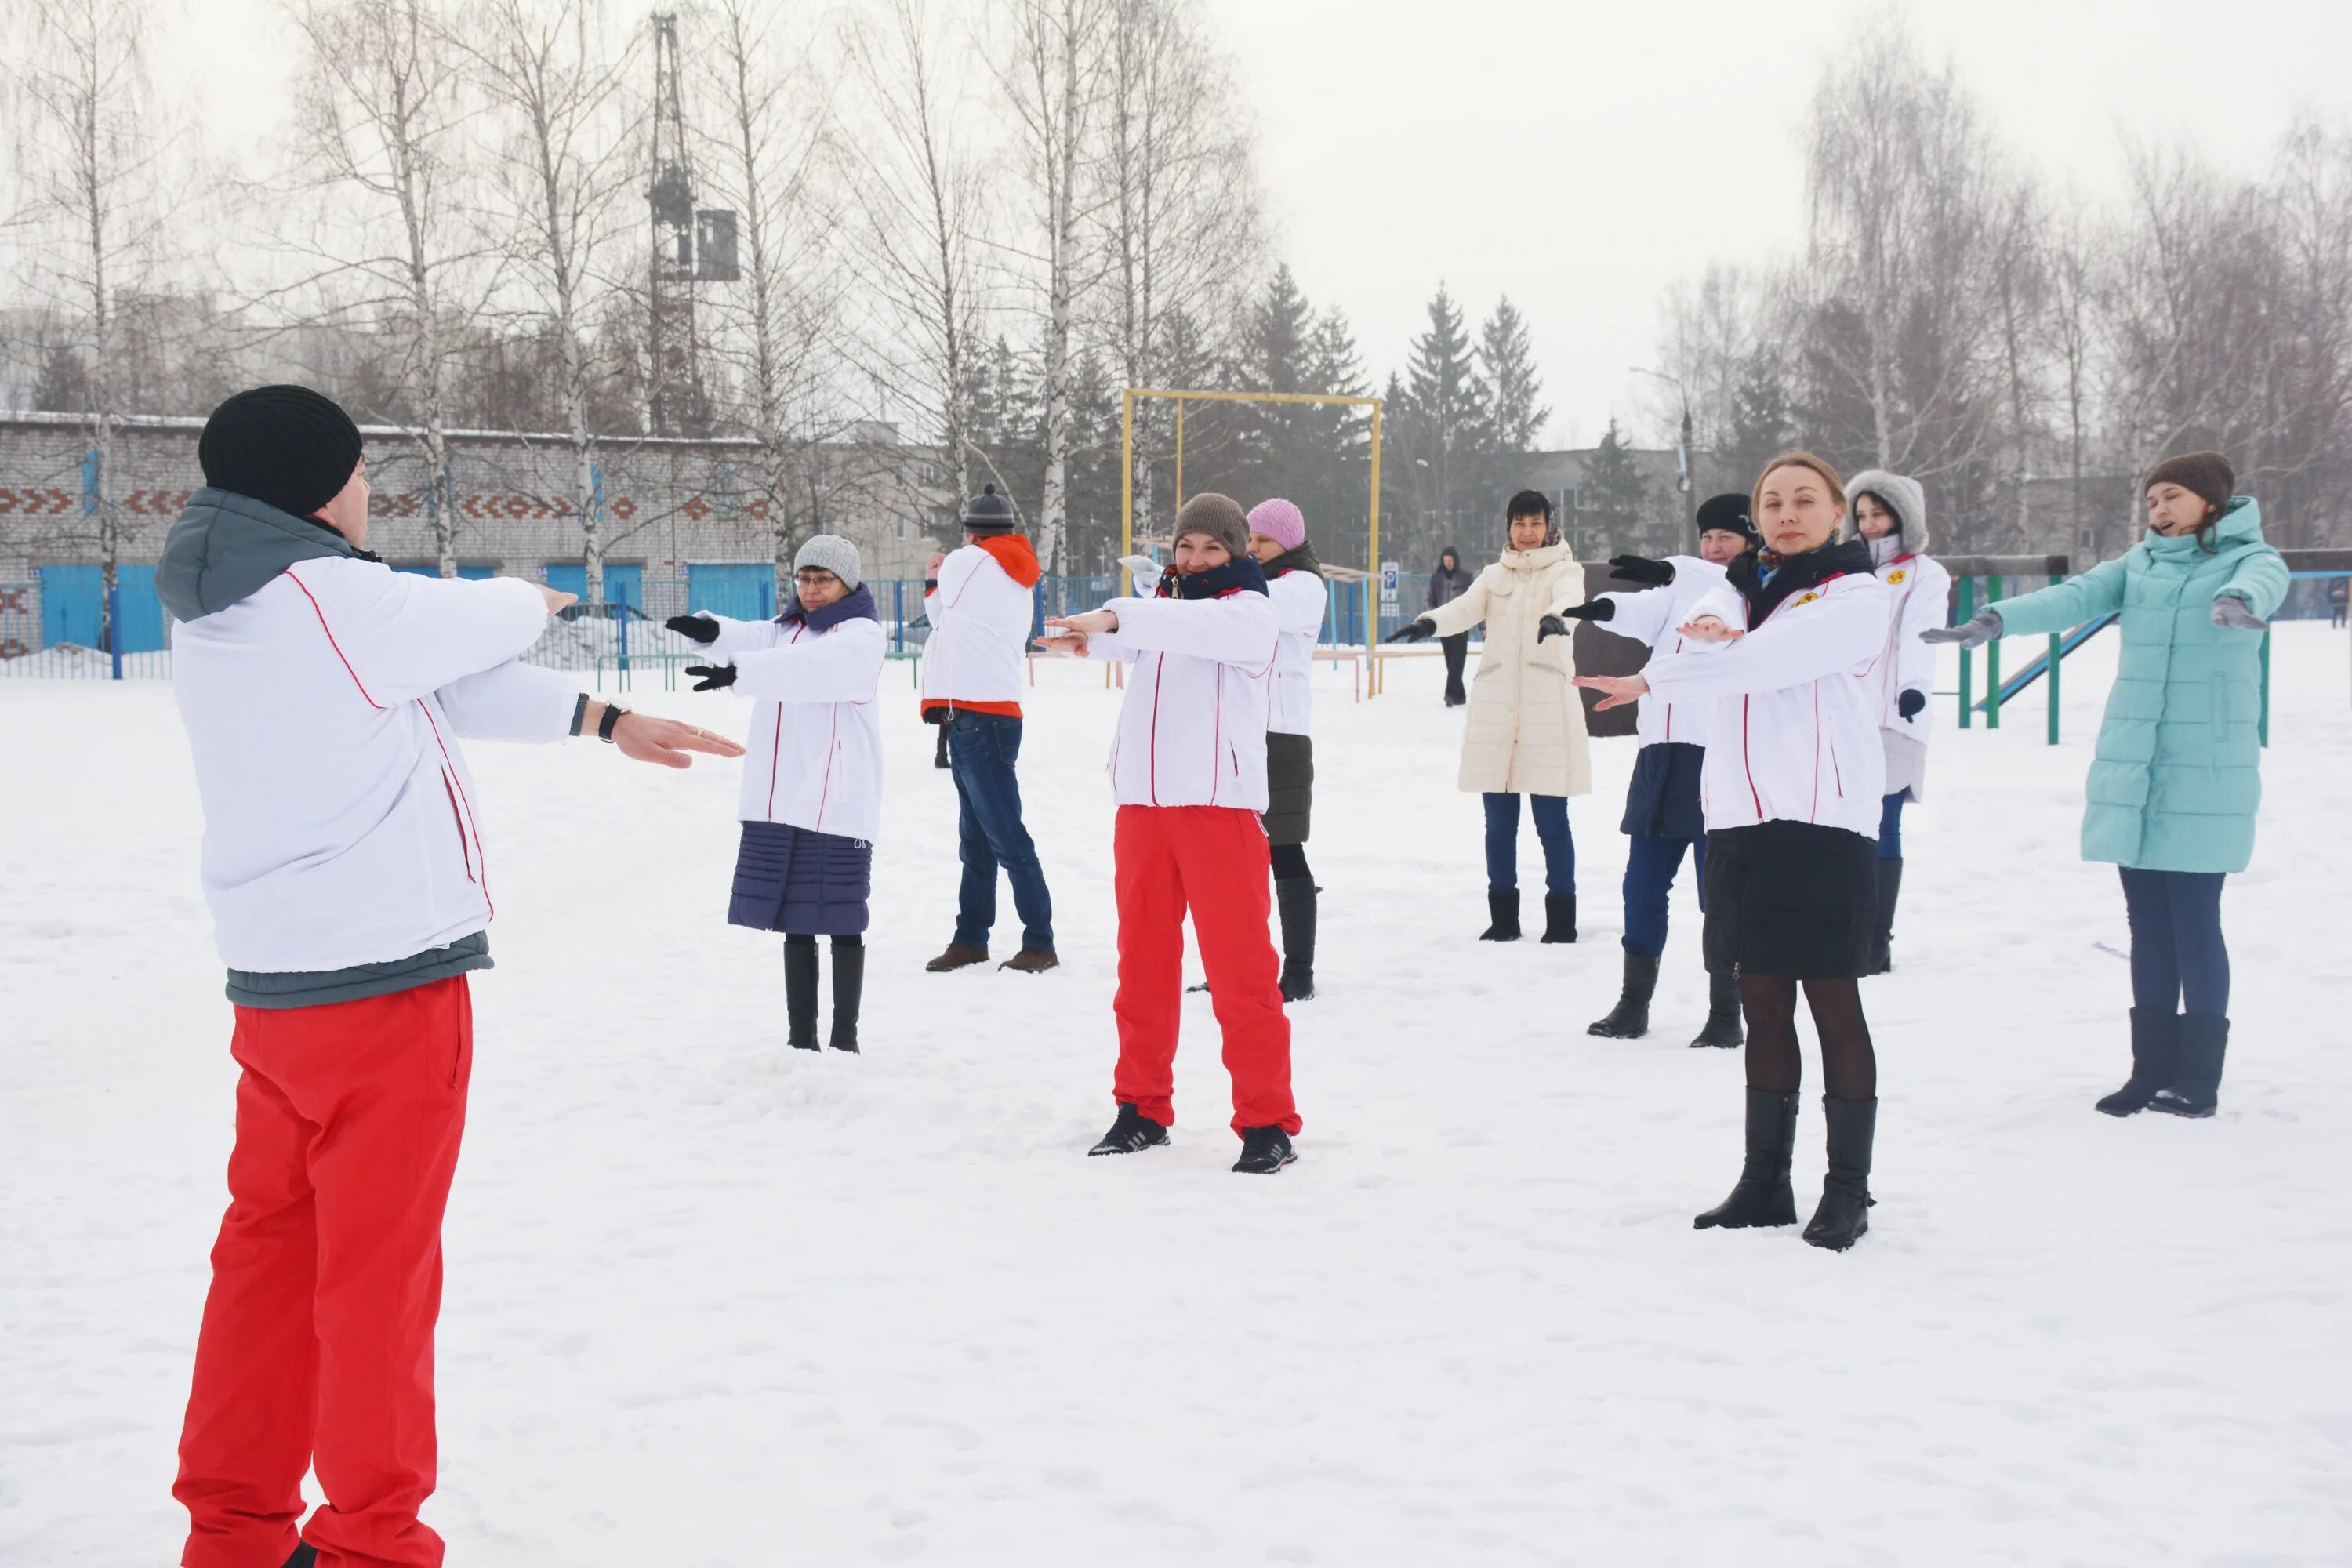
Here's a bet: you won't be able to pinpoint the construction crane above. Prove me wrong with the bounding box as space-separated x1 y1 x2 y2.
646 11 739 437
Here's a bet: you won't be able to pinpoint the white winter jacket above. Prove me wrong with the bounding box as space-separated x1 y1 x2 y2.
1594 554 1730 750
705 608 887 842
1081 586 1280 811
920 536 1041 718
1869 543 1951 737
1419 542 1593 797
171 561 574 973
1265 568 1328 737
1639 568 1891 840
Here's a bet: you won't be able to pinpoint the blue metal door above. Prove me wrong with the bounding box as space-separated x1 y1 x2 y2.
37 565 167 652
544 562 642 610
688 563 775 620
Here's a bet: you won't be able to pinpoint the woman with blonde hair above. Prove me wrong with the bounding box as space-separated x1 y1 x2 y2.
1577 454 1891 1251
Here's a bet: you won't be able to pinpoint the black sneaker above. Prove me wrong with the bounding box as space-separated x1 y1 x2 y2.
1087 1103 1169 1156
1232 1125 1297 1174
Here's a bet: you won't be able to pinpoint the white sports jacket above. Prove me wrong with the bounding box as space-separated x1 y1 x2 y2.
1265 568 1328 738
1080 588 1281 811
1594 554 1730 750
1869 548 1952 737
920 536 1041 719
704 609 887 842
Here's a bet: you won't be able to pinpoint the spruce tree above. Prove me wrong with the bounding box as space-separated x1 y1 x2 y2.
1479 296 1548 453
1404 283 1490 557
1582 416 1650 554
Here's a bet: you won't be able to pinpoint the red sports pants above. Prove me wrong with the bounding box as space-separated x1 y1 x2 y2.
1112 805 1301 1135
176 977 474 1568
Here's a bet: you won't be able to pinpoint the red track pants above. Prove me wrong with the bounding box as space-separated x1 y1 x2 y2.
176 977 474 1568
1112 805 1301 1135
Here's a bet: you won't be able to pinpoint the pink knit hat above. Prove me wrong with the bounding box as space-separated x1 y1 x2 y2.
1247 497 1307 552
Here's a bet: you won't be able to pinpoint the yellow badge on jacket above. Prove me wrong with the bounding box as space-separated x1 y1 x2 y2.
1790 591 1822 608
1886 570 1907 584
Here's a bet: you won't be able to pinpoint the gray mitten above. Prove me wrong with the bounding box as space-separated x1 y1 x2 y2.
1921 609 2002 649
2211 595 2268 631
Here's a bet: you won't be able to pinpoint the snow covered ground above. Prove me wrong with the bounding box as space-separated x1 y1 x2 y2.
5 626 2350 1566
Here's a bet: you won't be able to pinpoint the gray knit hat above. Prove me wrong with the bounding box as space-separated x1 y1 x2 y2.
793 533 862 591
1171 492 1249 560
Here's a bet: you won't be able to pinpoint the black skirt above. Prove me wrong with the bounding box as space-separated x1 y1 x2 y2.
1701 820 1877 979
1263 731 1314 847
728 821 873 936
1620 741 1707 840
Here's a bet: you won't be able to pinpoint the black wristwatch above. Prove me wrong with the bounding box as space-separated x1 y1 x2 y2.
597 704 629 743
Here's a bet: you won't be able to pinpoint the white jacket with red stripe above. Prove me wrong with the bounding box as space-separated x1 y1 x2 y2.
1265 568 1328 737
705 610 887 840
1080 588 1281 811
1638 571 1890 840
1869 547 1951 736
170 560 575 973
1594 554 1728 750
920 539 1037 717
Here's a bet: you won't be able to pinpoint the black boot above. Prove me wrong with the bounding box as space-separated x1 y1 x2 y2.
2096 1007 2177 1116
1587 949 1661 1038
828 938 865 1053
1276 879 1317 1003
1690 971 1744 1049
1479 889 1521 941
1802 1096 1877 1250
1693 1088 1799 1229
784 938 820 1051
2148 1014 2228 1118
1539 891 1577 944
1867 858 1903 975
933 724 952 770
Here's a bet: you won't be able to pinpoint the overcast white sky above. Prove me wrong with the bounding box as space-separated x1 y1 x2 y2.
156 0 2352 449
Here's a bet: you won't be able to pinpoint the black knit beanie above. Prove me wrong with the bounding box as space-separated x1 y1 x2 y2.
2143 451 2234 516
1695 492 1759 546
198 385 365 521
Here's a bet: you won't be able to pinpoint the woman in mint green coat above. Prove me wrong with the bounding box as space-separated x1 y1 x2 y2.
1928 452 2286 1120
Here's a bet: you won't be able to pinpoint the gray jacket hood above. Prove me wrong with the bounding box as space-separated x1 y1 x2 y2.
156 486 368 622
1845 469 1929 554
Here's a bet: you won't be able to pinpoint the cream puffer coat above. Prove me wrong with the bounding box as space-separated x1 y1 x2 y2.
1420 542 1594 797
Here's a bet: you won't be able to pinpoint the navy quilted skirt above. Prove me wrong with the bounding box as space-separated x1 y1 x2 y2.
728 820 873 935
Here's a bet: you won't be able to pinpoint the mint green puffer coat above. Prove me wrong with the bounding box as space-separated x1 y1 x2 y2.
1991 497 2287 873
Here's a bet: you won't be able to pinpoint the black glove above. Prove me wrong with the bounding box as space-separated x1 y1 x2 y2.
1537 614 1569 643
1385 617 1436 644
1897 688 1926 720
1555 600 1613 623
1607 554 1675 587
666 613 720 645
684 662 737 692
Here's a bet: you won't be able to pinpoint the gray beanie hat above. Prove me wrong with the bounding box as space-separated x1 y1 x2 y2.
793 533 862 591
1845 469 1929 553
1171 492 1250 561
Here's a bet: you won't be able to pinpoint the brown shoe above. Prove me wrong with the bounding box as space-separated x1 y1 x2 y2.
1000 948 1060 973
924 943 989 972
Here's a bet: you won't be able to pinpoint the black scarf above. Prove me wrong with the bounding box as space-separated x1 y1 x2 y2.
1727 535 1873 626
1155 555 1270 600
1265 541 1324 580
780 583 880 630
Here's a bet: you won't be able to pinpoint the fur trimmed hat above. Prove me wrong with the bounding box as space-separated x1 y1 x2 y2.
1845 469 1929 553
2144 451 2235 516
793 533 863 591
1172 492 1250 560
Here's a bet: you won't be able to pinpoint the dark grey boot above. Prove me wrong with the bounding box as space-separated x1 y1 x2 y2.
828 938 865 1054
1276 879 1317 1003
1690 971 1744 1049
1693 1088 1800 1229
1802 1096 1878 1251
784 938 820 1051
1539 891 1578 944
1587 949 1661 1038
1867 858 1903 975
2096 1007 2177 1116
2148 1014 2228 1118
1479 890 1521 941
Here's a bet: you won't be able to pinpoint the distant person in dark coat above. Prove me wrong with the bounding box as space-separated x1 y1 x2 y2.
2330 575 2348 629
1427 546 1476 706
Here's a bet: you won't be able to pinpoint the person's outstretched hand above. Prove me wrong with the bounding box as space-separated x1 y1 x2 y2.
666 613 720 644
1897 688 1926 720
1554 601 1613 624
535 585 579 616
1675 615 1742 643
684 663 738 691
2211 595 2267 631
1922 610 2002 648
1607 554 1675 586
1385 617 1436 644
611 714 745 771
1537 614 1570 643
1573 673 1651 711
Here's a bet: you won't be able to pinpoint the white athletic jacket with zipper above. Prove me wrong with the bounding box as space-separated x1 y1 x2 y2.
1265 568 1328 738
703 612 887 841
170 561 574 973
1638 571 1890 840
1080 588 1281 811
1868 546 1952 736
1594 554 1729 750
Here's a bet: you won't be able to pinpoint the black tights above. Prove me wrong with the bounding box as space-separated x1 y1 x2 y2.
1740 975 1876 1100
785 933 862 950
1269 843 1312 883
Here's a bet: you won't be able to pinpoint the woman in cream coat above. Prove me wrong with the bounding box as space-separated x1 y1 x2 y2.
1391 489 1592 942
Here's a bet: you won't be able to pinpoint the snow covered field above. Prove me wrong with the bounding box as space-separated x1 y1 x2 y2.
5 626 2350 1566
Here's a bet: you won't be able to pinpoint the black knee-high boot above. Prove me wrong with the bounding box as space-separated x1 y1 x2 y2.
1802 1096 1878 1250
1867 859 1904 975
784 937 820 1051
1690 971 1744 1049
1276 880 1317 1003
1587 949 1661 1038
1693 1088 1799 1229
829 937 866 1054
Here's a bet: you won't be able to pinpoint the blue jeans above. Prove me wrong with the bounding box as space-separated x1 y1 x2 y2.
1622 833 1706 957
2118 868 2230 1016
948 712 1054 952
1483 793 1574 896
1878 791 1907 860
